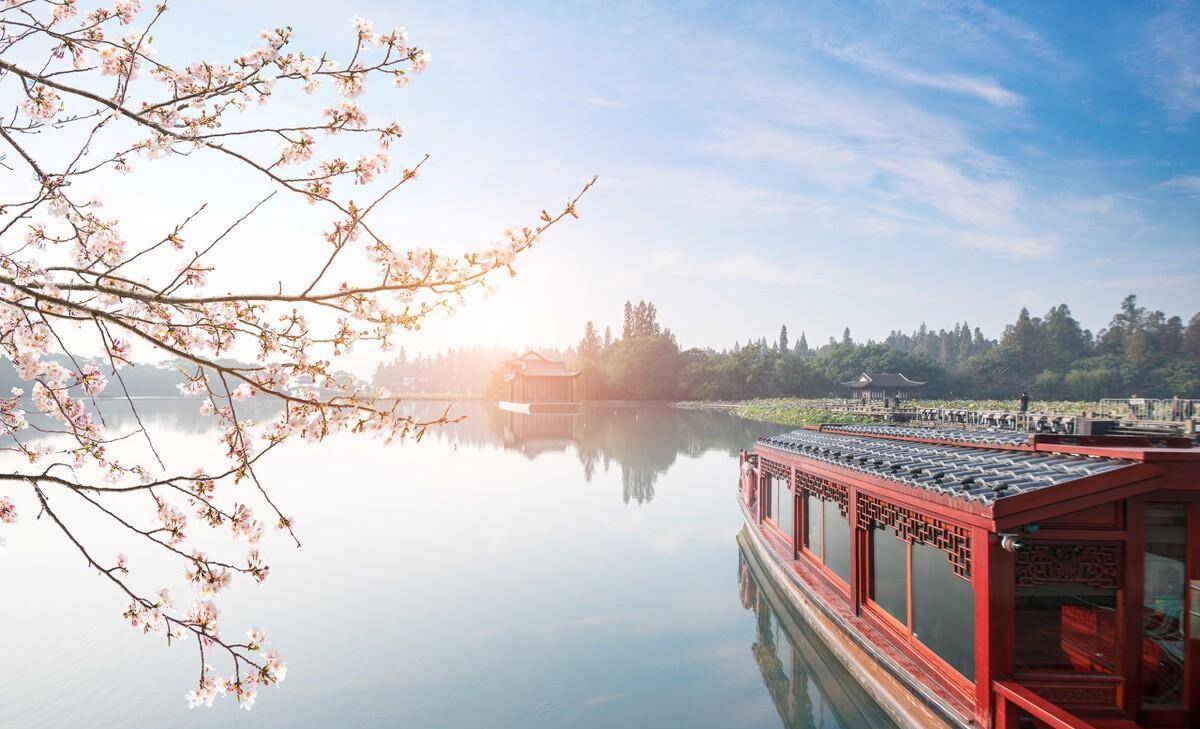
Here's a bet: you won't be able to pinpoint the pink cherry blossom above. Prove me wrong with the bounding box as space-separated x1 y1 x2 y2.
0 1 592 712
20 84 63 120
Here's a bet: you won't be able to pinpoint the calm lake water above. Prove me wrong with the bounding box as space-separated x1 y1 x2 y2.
0 400 897 729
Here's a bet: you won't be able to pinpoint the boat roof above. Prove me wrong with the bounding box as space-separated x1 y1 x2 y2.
756 429 1133 506
822 423 1032 448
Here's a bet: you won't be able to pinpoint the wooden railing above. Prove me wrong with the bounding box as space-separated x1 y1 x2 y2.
992 680 1098 729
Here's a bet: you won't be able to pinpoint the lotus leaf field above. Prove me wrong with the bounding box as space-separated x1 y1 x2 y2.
686 398 1099 427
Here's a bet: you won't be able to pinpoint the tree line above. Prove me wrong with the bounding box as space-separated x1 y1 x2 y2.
570 296 1200 401
374 345 530 394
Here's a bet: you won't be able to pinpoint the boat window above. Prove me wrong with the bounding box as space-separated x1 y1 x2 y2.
774 480 793 542
1142 503 1188 708
823 504 851 583
911 541 974 680
1014 580 1117 674
870 526 908 624
804 492 821 556
763 477 773 521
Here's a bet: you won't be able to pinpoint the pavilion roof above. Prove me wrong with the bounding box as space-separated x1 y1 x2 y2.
841 372 926 388
756 429 1132 506
504 350 581 378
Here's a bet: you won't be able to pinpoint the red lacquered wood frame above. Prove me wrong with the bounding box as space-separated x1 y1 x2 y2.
739 434 1200 729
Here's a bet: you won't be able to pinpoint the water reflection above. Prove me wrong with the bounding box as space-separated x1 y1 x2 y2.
3 397 903 729
518 404 787 504
42 400 780 509
500 411 577 458
738 533 899 729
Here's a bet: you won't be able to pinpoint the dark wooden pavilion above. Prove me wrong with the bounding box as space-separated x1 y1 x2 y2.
843 372 927 402
498 351 581 414
739 423 1200 728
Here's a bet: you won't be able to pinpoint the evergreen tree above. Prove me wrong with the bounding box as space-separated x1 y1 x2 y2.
778 324 789 352
579 321 603 359
795 331 809 354
634 300 646 336
1043 304 1089 369
603 326 613 352
842 327 852 345
1184 313 1200 364
646 302 661 336
622 301 634 339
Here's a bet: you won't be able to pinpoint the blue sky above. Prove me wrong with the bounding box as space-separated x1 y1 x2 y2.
147 1 1200 356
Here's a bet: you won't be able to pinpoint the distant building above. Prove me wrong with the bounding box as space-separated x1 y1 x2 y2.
499 351 582 414
841 372 926 402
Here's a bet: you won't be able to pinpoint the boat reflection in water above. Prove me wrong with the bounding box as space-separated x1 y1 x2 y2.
738 531 899 729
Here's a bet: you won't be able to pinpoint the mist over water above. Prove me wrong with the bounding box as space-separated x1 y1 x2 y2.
1 400 895 728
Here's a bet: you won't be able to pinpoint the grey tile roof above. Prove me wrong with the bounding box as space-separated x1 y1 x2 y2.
822 424 1033 448
756 429 1132 505
842 372 927 388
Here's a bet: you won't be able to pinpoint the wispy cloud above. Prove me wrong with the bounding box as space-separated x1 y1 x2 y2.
1159 175 1200 196
710 254 823 287
648 249 825 287
925 0 1063 63
703 69 1043 254
818 42 1023 107
1138 0 1200 123
606 166 819 215
955 232 1058 259
584 96 628 109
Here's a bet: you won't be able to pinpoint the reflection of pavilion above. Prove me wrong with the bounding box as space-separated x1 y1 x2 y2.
501 411 578 459
737 532 898 729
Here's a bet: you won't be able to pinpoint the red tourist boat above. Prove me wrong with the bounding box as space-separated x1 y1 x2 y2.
738 423 1200 729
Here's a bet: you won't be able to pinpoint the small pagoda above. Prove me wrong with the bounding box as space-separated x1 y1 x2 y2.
842 372 926 402
498 351 582 414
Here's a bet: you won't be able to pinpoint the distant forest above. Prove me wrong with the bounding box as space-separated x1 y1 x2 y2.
4 299 1192 403
569 295 1200 401
373 345 567 395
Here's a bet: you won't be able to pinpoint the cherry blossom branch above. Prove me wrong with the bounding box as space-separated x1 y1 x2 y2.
0 1 593 712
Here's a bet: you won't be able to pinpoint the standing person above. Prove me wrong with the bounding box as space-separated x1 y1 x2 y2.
1018 392 1030 413
893 395 900 410
1171 394 1183 420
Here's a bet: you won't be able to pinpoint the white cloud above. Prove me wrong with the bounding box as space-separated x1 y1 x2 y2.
925 0 1063 63
819 42 1023 107
956 232 1057 259
703 72 1047 254
584 96 628 109
1138 0 1200 123
649 248 685 268
605 166 819 214
643 250 833 289
710 254 821 287
1159 175 1200 196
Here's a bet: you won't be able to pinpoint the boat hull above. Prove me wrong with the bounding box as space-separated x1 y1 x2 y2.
738 513 966 729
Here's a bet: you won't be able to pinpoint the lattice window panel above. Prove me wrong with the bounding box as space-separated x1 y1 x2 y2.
759 458 791 487
856 493 972 580
795 470 848 517
1015 542 1122 590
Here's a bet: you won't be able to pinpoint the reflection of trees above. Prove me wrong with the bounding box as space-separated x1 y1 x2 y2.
414 402 787 505
572 405 789 504
15 399 789 507
737 535 898 729
13 397 285 443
